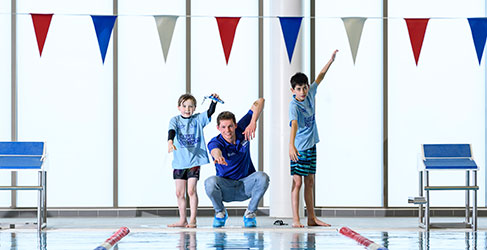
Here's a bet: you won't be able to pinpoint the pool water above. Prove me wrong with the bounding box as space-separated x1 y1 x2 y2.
1 230 485 249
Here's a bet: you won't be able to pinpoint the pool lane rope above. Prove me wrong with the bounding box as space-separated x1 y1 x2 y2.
94 227 130 250
338 227 388 250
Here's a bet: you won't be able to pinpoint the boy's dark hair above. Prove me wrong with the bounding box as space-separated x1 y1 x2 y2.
290 72 309 89
178 94 197 107
217 111 236 126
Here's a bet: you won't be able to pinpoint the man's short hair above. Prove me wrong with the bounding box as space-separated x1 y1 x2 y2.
290 72 309 89
217 111 236 126
178 94 197 107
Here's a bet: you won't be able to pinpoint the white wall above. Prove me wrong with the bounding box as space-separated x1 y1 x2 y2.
16 0 114 207
0 1 11 142
117 0 186 206
388 0 486 206
1 0 486 208
314 0 383 206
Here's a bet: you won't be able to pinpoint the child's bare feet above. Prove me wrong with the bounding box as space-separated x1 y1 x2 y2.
185 220 197 228
168 221 188 227
292 220 305 228
308 217 330 227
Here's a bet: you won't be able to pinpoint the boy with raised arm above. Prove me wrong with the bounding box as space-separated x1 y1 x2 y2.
167 93 221 228
289 50 338 227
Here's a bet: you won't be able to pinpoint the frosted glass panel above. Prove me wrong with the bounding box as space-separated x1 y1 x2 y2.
16 1 113 207
314 1 383 206
191 0 259 207
389 0 484 18
17 0 111 15
0 3 11 141
118 0 186 206
388 0 485 206
0 0 12 207
119 0 183 15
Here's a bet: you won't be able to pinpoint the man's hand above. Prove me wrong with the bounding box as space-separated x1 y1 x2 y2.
214 156 228 165
289 145 300 162
168 141 176 153
243 122 257 141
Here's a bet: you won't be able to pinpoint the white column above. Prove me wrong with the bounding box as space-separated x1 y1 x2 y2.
266 0 304 218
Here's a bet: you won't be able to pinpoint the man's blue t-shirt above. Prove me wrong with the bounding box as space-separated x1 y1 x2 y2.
207 110 256 180
169 112 210 169
289 81 320 151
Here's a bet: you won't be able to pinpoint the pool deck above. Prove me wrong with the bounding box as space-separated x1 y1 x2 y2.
0 216 486 232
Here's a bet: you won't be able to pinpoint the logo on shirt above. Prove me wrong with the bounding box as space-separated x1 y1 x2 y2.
304 114 315 128
178 134 200 148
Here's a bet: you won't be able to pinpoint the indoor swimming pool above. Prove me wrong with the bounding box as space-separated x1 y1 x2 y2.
1 230 485 249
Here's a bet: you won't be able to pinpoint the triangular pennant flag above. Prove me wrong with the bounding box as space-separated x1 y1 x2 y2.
215 17 241 64
342 17 366 64
31 13 53 57
91 15 117 64
154 15 179 62
405 18 430 66
278 17 303 63
468 18 487 65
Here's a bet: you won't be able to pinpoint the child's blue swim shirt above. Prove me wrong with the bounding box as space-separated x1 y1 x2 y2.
169 112 210 169
289 81 320 151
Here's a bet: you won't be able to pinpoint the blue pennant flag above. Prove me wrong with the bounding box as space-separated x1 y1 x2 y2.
91 15 117 64
468 18 487 65
278 17 303 63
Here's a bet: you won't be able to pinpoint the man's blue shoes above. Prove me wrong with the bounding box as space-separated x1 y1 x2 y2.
243 210 257 227
213 211 228 228
213 210 257 228
243 216 257 227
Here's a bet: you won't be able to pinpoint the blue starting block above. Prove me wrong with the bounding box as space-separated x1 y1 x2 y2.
0 142 47 231
416 144 478 231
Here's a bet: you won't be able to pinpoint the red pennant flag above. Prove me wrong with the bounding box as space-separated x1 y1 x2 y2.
31 13 53 57
215 17 241 64
405 18 429 66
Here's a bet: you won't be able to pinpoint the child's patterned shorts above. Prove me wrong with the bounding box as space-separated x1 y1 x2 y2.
173 166 200 180
290 145 316 176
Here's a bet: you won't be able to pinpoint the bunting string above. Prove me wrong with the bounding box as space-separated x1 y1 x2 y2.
1 12 486 19
6 12 487 65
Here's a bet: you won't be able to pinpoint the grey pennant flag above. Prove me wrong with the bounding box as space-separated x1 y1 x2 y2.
342 17 366 64
154 15 179 62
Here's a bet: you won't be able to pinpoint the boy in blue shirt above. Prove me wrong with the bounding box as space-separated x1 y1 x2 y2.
167 93 221 228
289 50 338 227
205 98 269 228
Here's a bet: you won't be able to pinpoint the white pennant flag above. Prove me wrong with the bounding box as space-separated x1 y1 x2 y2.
342 17 367 64
154 15 179 62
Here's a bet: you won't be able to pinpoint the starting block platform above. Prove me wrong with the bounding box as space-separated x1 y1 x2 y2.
412 144 479 231
0 142 47 231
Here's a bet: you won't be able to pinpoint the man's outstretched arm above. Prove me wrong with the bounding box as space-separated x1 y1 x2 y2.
211 148 228 166
243 98 265 140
